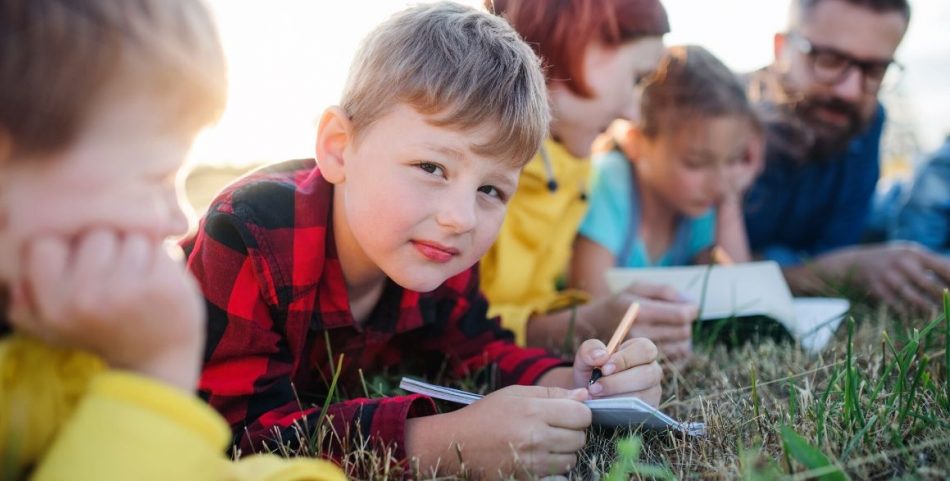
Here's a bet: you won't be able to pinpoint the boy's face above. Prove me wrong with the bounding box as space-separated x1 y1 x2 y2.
634 115 752 217
327 104 520 293
549 37 665 159
0 94 194 283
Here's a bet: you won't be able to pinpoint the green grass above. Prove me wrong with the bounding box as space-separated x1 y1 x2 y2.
267 293 950 480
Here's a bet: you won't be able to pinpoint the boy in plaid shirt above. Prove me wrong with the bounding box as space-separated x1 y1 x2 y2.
185 3 662 478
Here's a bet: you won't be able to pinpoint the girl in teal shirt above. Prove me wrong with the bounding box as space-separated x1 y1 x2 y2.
572 45 762 298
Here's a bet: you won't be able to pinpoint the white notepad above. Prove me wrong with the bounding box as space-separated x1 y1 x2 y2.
605 261 850 354
399 377 705 436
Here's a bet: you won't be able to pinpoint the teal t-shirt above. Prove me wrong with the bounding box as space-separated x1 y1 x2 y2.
578 149 715 267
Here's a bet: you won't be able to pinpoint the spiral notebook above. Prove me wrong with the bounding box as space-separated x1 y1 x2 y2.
399 377 705 436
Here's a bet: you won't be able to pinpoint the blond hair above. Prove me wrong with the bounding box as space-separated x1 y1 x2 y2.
0 0 228 159
342 1 550 167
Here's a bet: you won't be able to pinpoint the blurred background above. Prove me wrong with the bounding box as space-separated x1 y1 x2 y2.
185 0 949 209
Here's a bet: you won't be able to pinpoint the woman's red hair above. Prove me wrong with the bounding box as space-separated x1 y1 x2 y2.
486 0 670 98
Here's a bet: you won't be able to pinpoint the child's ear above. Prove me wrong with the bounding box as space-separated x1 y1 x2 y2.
315 106 353 185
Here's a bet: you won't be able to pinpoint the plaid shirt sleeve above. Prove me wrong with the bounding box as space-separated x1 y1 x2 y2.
183 169 436 459
418 266 570 388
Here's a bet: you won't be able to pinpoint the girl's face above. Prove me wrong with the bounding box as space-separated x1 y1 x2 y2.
632 115 754 217
549 36 665 159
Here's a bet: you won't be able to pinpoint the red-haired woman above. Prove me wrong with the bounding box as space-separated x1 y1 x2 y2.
482 0 698 362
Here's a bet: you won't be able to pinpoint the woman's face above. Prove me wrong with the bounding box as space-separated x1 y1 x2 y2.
549 36 665 158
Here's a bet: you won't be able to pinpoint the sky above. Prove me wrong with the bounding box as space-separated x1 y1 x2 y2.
190 0 950 168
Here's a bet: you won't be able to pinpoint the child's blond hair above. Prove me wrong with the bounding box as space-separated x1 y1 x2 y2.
0 0 227 159
342 1 549 167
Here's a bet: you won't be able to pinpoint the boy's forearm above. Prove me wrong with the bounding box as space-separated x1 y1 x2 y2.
404 412 462 475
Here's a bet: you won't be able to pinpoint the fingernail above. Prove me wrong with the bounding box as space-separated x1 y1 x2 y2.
588 382 603 395
602 363 616 375
592 349 607 360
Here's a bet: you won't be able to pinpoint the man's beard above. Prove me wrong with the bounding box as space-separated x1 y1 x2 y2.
786 94 868 160
747 68 872 163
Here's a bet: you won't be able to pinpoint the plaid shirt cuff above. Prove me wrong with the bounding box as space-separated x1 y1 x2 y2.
365 394 437 461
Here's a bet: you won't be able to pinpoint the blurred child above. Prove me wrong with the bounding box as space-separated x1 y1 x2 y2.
481 0 701 361
183 3 662 479
571 45 762 299
0 1 343 480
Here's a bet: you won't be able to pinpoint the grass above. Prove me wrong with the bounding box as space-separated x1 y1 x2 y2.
260 292 950 480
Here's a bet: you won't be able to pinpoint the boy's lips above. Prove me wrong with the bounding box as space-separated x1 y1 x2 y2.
411 240 460 263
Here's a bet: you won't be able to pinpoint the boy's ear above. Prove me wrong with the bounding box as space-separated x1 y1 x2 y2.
315 106 353 185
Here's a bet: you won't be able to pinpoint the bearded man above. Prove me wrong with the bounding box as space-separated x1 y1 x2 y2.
744 0 950 314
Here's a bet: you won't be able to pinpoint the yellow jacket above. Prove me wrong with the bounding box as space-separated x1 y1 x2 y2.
480 139 591 345
0 336 346 481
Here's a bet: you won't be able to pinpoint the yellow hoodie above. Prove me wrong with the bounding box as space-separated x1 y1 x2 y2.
480 139 591 345
0 336 346 481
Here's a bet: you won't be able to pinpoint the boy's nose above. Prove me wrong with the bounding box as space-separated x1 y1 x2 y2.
436 190 477 234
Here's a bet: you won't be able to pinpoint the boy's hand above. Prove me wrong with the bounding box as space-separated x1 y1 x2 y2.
573 338 662 407
406 385 591 479
7 229 205 392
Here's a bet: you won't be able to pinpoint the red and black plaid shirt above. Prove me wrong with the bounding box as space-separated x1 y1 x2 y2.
182 159 566 460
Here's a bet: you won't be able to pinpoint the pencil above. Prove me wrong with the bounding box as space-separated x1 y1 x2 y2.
712 245 734 266
588 302 640 386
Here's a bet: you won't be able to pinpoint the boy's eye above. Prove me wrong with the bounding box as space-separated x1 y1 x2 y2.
478 185 505 201
417 162 445 177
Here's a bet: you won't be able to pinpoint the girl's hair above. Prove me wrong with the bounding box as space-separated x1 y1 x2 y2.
486 0 670 98
639 45 760 139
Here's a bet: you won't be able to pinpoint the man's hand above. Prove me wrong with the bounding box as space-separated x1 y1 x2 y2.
786 242 950 315
8 229 205 391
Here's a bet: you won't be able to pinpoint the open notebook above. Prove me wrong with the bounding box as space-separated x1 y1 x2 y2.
399 377 705 436
605 261 850 354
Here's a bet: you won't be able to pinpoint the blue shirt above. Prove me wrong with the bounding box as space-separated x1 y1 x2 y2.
891 140 950 254
744 105 886 266
579 149 716 267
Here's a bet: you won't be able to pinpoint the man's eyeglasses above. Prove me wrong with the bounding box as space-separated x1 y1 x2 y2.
786 31 903 92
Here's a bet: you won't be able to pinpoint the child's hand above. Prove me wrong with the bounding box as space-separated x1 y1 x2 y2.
406 385 591 479
7 229 205 392
728 130 765 196
583 283 697 362
573 338 662 406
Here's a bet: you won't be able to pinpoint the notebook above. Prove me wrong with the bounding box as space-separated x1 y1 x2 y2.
399 377 705 436
605 261 850 354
